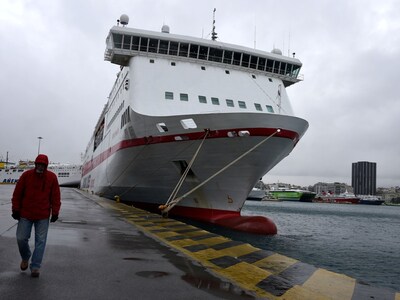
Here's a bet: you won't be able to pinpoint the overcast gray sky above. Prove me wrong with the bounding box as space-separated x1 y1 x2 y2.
1 0 399 188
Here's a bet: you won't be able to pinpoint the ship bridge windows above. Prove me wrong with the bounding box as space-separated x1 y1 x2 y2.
169 41 179 56
254 103 262 111
241 53 250 67
280 62 287 75
159 40 169 54
266 59 274 72
223 50 233 64
149 39 158 53
140 37 148 52
199 46 208 60
179 43 189 57
209 47 223 62
258 57 266 71
113 33 123 48
233 52 241 66
123 35 132 50
189 44 199 58
110 33 302 83
250 56 258 69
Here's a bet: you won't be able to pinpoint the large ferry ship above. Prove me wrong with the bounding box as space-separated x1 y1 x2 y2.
80 14 309 234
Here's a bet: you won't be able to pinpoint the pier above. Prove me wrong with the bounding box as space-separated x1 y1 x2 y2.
0 185 399 299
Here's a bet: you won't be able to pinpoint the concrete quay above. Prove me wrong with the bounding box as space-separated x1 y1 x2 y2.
0 185 399 300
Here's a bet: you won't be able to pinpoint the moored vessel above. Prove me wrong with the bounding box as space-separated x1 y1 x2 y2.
314 191 360 204
269 188 316 202
358 195 384 205
80 14 309 234
0 159 81 187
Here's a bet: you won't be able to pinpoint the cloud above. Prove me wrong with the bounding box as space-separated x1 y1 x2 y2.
0 0 398 188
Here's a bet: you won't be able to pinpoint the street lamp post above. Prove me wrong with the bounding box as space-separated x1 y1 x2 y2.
37 137 43 155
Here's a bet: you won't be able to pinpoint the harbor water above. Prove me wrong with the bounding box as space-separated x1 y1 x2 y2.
192 200 400 292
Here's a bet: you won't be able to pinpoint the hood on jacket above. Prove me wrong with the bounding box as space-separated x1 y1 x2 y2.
35 154 49 167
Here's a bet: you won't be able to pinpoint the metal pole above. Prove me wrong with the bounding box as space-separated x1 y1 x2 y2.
37 137 43 155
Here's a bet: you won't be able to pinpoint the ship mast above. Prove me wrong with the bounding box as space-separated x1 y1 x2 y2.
211 8 218 41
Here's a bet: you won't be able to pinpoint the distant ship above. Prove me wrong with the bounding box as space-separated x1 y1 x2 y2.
246 187 268 201
358 195 384 205
80 14 309 234
314 191 360 204
269 188 316 202
0 160 81 187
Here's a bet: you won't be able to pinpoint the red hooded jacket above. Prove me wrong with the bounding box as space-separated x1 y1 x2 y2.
11 154 61 220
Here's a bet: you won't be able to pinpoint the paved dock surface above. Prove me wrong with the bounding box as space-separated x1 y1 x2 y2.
1 185 399 299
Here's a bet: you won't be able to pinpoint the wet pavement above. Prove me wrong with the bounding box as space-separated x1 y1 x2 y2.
1 185 399 300
0 185 252 300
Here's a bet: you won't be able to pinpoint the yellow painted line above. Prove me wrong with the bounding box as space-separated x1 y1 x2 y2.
218 262 273 297
303 268 356 300
152 231 181 239
396 292 400 300
215 243 259 258
189 248 232 261
281 285 331 300
254 253 298 274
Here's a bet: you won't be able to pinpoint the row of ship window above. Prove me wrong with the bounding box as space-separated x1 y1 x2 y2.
111 33 301 78
165 92 275 113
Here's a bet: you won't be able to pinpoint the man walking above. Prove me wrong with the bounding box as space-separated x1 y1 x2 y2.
11 154 61 278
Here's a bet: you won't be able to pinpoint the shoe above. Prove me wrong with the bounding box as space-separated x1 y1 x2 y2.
31 269 40 278
20 260 29 271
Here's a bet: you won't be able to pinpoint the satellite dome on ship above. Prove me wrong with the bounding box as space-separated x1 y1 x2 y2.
271 48 282 55
119 14 129 26
161 24 170 33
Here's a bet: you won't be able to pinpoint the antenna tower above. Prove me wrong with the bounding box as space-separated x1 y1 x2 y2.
211 8 218 41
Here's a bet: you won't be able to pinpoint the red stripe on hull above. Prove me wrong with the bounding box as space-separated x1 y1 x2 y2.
82 127 298 176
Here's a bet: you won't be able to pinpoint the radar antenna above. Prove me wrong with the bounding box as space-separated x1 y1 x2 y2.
211 8 218 41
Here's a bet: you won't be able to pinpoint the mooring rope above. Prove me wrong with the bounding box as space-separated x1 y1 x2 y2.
160 128 281 215
163 129 210 207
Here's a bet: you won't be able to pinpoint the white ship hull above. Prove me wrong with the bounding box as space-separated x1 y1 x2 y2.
0 164 82 187
80 19 309 234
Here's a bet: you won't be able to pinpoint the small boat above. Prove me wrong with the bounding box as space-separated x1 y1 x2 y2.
358 195 384 205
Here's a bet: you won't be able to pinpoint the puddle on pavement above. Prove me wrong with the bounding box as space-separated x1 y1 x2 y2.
136 271 169 278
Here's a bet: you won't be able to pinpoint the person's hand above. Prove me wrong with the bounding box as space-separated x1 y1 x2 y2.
12 211 20 220
50 215 58 223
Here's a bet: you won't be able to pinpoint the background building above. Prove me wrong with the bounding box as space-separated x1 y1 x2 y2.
313 182 353 195
352 161 377 195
